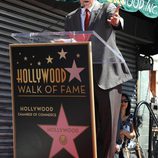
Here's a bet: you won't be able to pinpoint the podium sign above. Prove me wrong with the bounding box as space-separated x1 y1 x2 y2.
10 42 97 158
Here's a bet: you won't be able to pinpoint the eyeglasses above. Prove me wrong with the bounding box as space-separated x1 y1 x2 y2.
121 100 128 103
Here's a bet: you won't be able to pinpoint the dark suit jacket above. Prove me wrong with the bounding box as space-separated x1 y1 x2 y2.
65 1 132 90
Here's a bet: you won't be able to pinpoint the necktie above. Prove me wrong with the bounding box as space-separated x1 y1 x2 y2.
84 9 90 30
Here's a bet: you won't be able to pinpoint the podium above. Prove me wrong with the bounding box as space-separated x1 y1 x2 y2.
11 31 126 64
10 31 126 158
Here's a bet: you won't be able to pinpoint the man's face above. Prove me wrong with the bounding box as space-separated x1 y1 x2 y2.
80 0 95 8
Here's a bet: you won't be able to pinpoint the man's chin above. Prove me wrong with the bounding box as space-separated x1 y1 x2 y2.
82 2 92 8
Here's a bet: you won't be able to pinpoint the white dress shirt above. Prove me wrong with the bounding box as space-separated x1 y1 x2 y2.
80 2 96 31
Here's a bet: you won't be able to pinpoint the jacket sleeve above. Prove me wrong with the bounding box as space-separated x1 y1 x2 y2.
64 15 69 31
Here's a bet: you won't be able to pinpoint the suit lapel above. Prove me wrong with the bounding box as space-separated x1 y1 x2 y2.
88 2 103 29
75 8 83 31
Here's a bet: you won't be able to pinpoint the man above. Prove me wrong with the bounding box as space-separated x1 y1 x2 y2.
65 0 132 157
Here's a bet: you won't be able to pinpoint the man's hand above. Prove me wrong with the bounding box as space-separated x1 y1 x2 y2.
107 5 120 26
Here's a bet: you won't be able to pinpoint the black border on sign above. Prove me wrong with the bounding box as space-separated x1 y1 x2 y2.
9 42 97 158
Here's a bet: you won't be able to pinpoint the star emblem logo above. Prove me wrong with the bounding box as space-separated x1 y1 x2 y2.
58 48 67 59
46 55 53 63
65 60 85 82
38 105 88 158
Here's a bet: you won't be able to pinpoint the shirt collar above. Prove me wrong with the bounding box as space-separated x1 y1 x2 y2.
81 1 96 14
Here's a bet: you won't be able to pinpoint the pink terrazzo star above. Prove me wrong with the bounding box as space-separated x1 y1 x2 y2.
38 106 88 158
